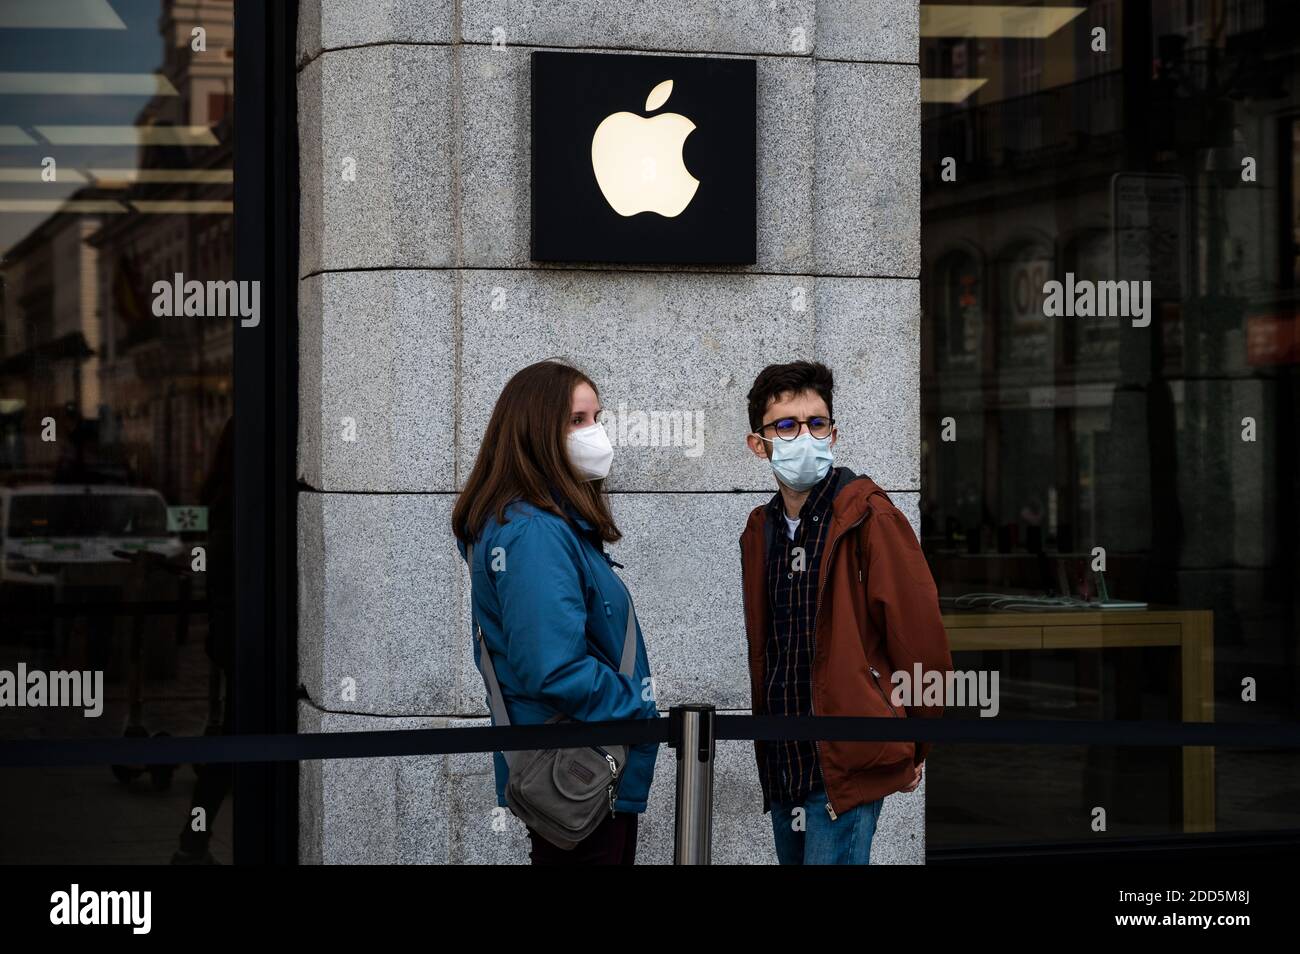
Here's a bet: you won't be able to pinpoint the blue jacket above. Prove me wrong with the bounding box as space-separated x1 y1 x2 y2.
457 500 660 813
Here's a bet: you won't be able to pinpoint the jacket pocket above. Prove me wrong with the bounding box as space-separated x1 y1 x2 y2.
867 665 901 718
820 665 914 778
864 664 916 772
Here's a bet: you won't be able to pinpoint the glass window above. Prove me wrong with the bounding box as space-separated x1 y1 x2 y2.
0 0 236 863
922 0 1300 848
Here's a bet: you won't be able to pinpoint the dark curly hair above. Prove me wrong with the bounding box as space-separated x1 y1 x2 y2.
746 361 834 434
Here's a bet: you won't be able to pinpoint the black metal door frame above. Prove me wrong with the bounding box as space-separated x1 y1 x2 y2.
233 0 299 866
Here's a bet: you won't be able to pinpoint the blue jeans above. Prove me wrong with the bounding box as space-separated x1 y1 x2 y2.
769 784 884 865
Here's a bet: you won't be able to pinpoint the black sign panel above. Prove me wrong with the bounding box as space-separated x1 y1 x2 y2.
530 51 757 265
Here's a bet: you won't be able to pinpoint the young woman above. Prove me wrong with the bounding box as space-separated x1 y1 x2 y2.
451 360 659 865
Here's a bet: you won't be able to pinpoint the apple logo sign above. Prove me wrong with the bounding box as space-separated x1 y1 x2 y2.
531 51 755 265
591 79 700 218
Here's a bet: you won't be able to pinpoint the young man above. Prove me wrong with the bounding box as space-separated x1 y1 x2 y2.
739 360 953 865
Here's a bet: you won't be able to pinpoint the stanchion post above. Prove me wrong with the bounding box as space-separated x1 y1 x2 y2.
668 703 716 864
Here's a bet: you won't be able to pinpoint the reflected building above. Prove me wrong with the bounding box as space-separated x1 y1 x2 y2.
0 0 237 865
0 0 234 507
920 0 1300 844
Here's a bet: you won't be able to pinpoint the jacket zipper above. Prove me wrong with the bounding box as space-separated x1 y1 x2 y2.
741 540 773 811
809 510 869 821
583 542 634 818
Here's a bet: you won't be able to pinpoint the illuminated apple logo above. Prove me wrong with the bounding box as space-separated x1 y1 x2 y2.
590 79 700 218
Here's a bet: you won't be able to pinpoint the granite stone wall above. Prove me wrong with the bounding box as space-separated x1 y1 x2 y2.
296 0 923 864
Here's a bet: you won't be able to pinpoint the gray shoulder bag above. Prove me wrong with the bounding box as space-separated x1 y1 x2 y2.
466 543 637 850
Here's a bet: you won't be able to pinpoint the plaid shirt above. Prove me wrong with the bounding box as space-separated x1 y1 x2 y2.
762 466 840 807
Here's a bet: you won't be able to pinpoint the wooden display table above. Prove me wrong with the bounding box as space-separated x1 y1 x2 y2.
941 608 1215 833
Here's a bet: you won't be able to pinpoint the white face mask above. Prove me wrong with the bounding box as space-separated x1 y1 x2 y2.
567 422 614 481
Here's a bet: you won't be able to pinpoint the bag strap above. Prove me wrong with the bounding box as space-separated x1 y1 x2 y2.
466 542 637 748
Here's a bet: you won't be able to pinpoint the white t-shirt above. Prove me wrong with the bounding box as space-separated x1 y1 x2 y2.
783 512 800 540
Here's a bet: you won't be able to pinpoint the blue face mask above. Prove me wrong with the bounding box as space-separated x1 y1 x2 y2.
767 433 834 491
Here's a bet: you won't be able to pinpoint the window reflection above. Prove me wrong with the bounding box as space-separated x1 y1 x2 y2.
0 0 235 864
922 0 1300 847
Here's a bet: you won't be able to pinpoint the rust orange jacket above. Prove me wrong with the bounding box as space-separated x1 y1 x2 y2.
739 468 954 818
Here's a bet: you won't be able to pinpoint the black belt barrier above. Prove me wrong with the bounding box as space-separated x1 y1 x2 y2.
2 715 1299 768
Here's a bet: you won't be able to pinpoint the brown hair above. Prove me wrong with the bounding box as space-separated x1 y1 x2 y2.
746 360 834 434
452 360 621 544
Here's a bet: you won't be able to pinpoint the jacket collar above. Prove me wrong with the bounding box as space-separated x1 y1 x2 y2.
745 467 884 562
559 497 594 532
764 463 841 521
833 466 862 497
556 494 625 566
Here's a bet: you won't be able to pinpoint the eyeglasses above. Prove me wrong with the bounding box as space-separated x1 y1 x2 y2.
756 415 835 441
